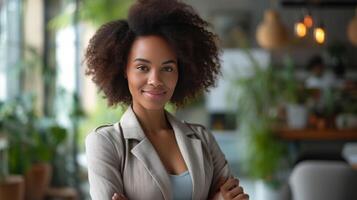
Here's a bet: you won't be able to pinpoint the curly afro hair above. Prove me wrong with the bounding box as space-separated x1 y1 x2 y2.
85 0 221 107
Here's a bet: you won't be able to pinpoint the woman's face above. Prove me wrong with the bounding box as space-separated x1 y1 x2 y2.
126 35 178 111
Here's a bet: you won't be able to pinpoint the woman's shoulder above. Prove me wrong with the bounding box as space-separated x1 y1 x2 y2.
94 123 117 134
86 123 123 147
85 123 125 169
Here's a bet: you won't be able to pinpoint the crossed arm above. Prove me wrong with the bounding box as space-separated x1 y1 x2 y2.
111 176 249 200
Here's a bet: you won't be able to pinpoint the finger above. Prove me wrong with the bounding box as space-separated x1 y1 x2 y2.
112 193 127 200
112 193 119 200
233 193 249 200
220 178 239 192
222 178 237 191
226 186 244 198
235 178 240 186
227 177 240 186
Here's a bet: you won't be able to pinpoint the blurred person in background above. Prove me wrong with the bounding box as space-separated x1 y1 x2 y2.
84 0 249 200
305 55 342 90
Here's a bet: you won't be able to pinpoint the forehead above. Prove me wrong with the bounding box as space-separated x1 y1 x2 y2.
128 35 177 60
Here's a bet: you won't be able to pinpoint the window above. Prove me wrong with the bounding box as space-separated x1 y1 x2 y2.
0 0 22 100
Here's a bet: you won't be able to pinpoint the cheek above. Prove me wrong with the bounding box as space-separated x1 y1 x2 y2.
168 74 178 89
127 73 145 88
127 77 141 97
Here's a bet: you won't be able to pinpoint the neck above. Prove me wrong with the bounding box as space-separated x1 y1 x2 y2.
131 104 171 134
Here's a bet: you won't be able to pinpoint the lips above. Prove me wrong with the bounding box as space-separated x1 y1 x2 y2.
142 89 167 100
143 90 166 95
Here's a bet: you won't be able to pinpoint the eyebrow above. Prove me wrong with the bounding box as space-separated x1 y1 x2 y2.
133 58 177 65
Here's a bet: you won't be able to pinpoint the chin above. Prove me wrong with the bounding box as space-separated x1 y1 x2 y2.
137 92 173 111
139 101 168 111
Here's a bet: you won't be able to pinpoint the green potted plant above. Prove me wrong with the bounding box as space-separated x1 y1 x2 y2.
228 50 288 200
315 88 341 128
280 57 310 129
0 102 25 200
25 119 68 200
335 88 357 129
0 94 68 200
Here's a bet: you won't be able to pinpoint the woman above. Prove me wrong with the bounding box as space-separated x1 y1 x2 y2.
85 0 249 199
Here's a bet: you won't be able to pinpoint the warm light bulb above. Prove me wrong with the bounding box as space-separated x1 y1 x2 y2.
304 14 313 28
314 27 325 44
295 22 307 37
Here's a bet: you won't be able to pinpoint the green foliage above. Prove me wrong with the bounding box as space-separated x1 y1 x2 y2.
234 68 279 120
0 94 68 175
80 0 133 25
244 122 285 185
165 102 177 114
33 121 68 163
50 0 133 29
340 90 357 114
0 94 37 175
279 57 308 105
228 50 288 185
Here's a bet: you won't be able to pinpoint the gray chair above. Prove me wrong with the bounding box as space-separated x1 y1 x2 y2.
289 160 357 200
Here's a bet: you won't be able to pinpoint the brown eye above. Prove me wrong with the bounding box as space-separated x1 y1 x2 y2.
137 65 149 72
162 66 174 72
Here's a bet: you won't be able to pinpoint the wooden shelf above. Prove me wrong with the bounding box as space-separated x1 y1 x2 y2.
45 187 78 200
277 128 357 141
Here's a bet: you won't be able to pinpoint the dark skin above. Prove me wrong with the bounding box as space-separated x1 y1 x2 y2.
111 35 248 200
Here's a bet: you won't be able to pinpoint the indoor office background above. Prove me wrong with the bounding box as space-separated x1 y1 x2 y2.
1 0 357 200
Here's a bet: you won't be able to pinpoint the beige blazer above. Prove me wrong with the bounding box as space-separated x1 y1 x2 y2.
86 107 232 200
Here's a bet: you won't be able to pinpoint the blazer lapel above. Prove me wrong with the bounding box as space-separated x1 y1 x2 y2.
131 139 172 200
120 107 172 200
166 112 206 200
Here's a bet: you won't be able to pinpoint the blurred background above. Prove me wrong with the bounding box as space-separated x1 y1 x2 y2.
1 0 357 200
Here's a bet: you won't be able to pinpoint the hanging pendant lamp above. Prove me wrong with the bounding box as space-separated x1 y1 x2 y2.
347 8 357 46
314 23 326 44
256 9 289 50
295 18 307 38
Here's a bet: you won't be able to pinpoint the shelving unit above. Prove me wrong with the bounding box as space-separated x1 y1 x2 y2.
277 128 357 141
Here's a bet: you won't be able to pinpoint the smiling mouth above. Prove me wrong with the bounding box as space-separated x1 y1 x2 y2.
142 90 166 95
142 90 167 100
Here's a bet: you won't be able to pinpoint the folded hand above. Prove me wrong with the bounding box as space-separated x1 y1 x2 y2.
112 193 128 200
218 177 249 200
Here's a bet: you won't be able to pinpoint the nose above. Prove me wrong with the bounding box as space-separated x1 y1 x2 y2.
148 70 163 87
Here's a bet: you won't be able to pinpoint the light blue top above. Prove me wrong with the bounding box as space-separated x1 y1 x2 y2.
169 171 193 200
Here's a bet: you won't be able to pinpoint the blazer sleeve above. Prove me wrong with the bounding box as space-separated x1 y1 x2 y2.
205 128 232 194
189 125 233 197
85 129 124 200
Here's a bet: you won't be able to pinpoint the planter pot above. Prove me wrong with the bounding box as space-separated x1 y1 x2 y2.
255 180 285 200
25 163 52 200
0 175 25 200
286 104 308 129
